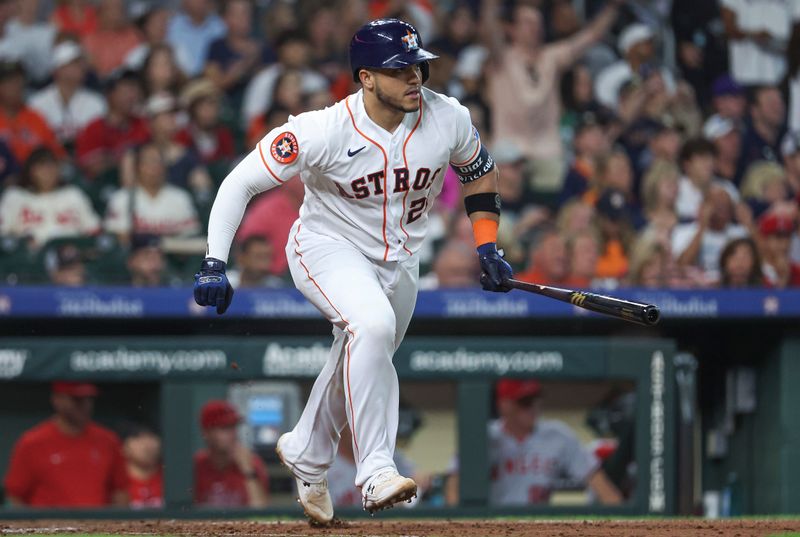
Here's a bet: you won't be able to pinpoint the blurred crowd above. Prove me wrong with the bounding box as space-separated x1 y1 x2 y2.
0 0 798 290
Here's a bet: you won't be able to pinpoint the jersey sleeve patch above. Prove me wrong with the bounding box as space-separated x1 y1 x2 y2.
270 132 299 164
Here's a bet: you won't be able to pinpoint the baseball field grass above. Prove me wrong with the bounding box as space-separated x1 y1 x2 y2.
4 519 800 537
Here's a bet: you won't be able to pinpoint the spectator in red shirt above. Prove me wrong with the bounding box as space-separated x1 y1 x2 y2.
193 400 269 508
52 0 98 39
3 382 129 508
82 0 142 79
121 423 163 509
236 176 304 277
0 61 66 164
76 69 147 179
176 78 235 165
759 212 800 288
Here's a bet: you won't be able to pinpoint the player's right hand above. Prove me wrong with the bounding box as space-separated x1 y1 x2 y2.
193 257 234 314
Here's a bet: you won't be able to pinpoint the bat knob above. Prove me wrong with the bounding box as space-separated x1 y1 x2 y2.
644 306 661 325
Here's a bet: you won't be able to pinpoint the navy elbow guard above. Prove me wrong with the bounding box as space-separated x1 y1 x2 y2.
453 144 496 184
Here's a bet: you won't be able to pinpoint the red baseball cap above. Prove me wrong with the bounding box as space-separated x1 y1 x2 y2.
200 400 241 429
759 213 796 236
51 381 99 397
496 379 542 401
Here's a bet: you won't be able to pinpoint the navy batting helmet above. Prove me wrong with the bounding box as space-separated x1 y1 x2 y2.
349 19 439 83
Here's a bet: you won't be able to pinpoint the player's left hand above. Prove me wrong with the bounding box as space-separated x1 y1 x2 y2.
193 257 234 314
477 243 513 292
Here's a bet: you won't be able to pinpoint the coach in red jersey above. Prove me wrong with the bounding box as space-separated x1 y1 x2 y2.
193 400 269 508
3 382 129 507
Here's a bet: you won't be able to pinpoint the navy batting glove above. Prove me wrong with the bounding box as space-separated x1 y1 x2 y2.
477 243 513 293
193 257 234 314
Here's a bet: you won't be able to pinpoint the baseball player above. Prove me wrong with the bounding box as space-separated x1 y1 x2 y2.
489 380 622 505
193 19 512 523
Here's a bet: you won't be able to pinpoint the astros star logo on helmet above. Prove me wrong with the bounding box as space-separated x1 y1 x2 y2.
401 30 419 51
270 132 299 164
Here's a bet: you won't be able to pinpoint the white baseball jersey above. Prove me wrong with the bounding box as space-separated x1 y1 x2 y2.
488 419 597 506
207 88 486 263
105 185 200 237
0 185 100 246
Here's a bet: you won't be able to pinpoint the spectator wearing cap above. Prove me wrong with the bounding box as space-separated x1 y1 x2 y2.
237 176 304 278
481 0 622 195
126 234 166 287
594 23 677 112
242 31 328 125
176 78 235 165
0 61 66 164
45 243 87 286
167 0 226 78
488 379 622 506
3 382 129 507
120 423 163 509
782 132 800 197
123 92 211 198
637 119 683 180
759 212 800 287
559 113 610 207
29 41 107 145
710 75 746 122
718 236 764 288
703 115 741 184
105 142 200 244
492 141 546 265
205 0 273 99
0 147 100 248
227 235 284 289
52 0 98 40
594 188 638 281
740 161 792 219
82 0 142 79
721 0 797 86
193 400 269 508
676 138 739 222
4 0 56 85
673 185 749 282
735 86 787 183
76 69 148 179
516 225 569 286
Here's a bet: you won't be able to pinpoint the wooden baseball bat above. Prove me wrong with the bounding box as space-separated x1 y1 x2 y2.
506 279 661 326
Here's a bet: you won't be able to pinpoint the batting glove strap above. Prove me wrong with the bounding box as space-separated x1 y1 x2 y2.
477 243 513 293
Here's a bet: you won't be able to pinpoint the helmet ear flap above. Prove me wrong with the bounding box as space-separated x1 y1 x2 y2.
420 62 429 83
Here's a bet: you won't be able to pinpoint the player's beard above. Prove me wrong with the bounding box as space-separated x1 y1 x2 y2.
375 80 419 114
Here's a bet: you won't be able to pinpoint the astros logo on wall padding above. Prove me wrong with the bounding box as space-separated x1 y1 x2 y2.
270 132 299 164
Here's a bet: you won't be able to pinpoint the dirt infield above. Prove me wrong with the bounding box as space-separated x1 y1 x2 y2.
3 519 800 537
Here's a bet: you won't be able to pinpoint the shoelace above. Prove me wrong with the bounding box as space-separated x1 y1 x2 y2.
302 480 329 496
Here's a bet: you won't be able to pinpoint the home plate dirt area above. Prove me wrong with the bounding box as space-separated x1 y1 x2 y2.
2 519 800 537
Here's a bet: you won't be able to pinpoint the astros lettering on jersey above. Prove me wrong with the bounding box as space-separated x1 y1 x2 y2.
206 87 482 263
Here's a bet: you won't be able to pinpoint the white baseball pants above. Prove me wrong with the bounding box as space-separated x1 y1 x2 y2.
278 220 419 488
